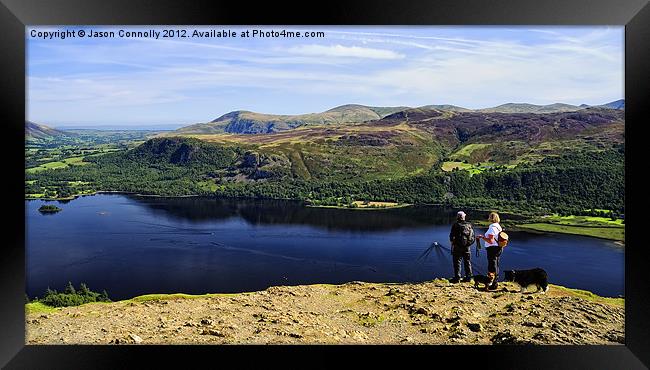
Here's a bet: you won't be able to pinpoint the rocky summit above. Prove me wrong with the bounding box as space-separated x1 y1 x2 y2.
26 280 624 345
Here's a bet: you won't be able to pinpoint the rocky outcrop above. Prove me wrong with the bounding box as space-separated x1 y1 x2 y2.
25 280 624 345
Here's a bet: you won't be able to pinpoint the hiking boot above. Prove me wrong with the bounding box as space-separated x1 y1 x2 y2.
462 276 473 283
449 277 461 284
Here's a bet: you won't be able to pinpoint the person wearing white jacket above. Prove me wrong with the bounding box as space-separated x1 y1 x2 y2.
476 212 504 290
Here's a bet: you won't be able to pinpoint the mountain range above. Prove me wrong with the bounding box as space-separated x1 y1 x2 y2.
25 99 624 140
175 100 624 135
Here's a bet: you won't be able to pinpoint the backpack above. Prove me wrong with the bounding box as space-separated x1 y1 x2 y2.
457 222 475 247
494 224 509 248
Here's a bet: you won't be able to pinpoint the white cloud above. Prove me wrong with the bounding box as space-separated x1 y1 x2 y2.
287 44 404 60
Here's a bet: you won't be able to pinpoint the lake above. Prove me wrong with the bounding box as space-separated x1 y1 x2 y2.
26 194 624 300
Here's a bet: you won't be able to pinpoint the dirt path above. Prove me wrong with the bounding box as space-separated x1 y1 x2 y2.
26 280 624 345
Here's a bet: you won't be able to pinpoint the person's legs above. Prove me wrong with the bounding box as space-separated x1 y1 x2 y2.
462 251 472 281
451 248 462 283
486 246 497 274
495 247 503 275
486 246 498 288
486 246 503 290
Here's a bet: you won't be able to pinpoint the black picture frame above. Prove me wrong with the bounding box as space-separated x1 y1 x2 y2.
1 0 648 368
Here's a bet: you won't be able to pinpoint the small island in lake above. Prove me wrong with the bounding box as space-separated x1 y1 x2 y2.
38 205 62 213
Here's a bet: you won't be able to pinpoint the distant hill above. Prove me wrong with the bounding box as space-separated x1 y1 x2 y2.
176 104 408 135
426 100 624 114
419 104 472 112
597 99 625 110
26 121 69 140
575 100 625 110
364 105 412 117
478 103 582 114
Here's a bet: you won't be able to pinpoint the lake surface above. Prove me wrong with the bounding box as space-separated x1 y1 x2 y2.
26 194 624 300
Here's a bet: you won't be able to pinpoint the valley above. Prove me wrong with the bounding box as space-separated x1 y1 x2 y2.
25 102 625 240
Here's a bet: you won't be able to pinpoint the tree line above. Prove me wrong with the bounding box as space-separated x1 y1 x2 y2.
25 138 624 216
28 282 111 307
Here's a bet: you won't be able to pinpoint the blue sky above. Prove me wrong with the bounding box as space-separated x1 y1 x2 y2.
27 26 624 127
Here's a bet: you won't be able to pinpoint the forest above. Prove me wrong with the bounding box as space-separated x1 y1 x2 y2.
25 136 624 216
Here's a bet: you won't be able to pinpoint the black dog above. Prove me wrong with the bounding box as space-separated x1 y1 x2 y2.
472 274 493 290
503 268 549 293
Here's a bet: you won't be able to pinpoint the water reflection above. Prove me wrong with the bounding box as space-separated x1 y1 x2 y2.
130 195 499 231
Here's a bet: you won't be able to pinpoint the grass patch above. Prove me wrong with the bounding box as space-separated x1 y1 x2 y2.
357 312 385 327
128 292 247 302
26 161 68 173
25 302 58 314
449 143 490 160
441 161 472 171
63 156 90 166
441 161 496 175
545 215 624 226
197 180 218 192
518 223 624 242
26 157 89 174
42 161 67 169
550 284 624 307
26 292 244 313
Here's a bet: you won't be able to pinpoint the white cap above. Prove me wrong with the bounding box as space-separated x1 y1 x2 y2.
457 211 466 220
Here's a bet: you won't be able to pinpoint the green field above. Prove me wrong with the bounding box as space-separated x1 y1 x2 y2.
448 143 490 161
441 161 507 175
441 161 472 171
542 214 624 226
26 161 68 173
518 223 624 242
63 156 90 166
